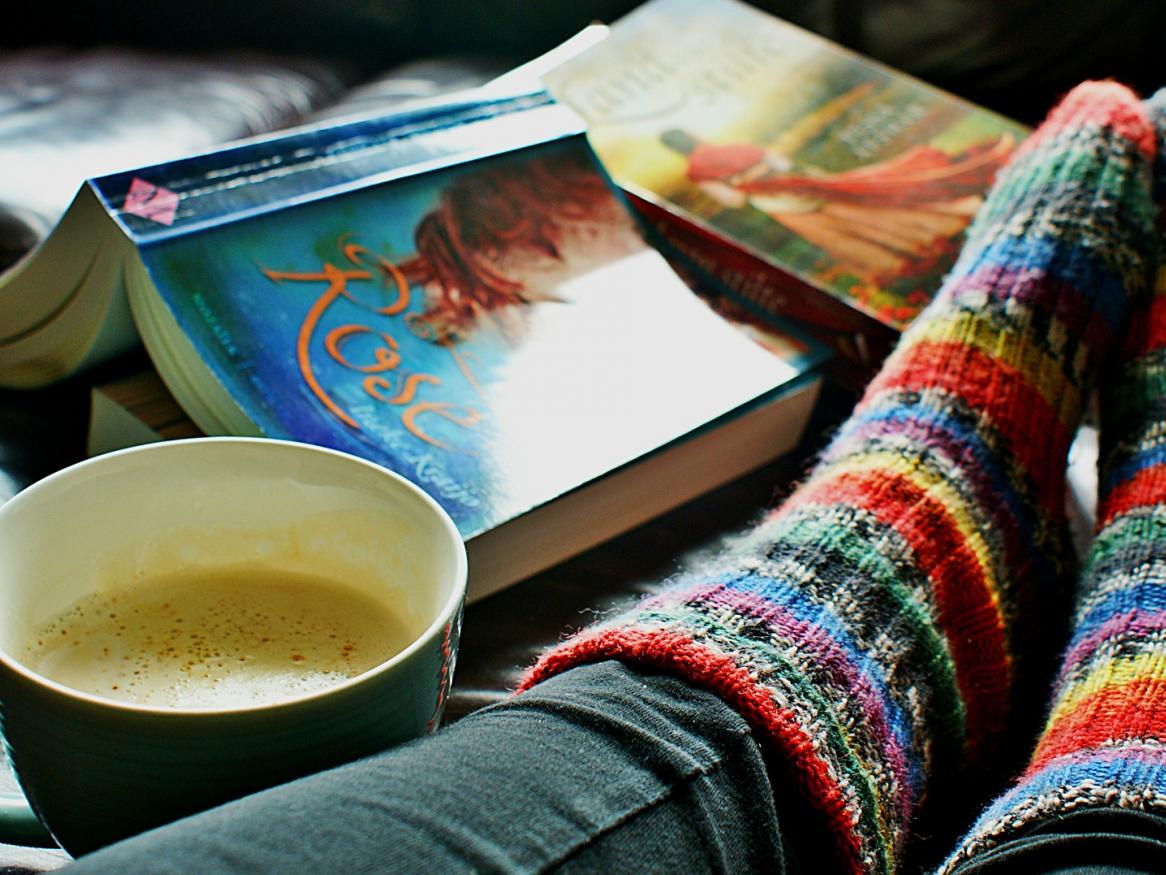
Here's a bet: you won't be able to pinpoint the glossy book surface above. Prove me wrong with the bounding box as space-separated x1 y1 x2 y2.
544 0 1029 331
91 96 820 539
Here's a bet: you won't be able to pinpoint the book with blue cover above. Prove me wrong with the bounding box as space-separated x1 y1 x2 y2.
5 87 827 599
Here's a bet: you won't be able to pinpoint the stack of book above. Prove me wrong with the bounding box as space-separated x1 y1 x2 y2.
0 0 1026 600
0 83 827 602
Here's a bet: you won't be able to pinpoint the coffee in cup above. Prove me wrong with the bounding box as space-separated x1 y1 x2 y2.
21 566 414 709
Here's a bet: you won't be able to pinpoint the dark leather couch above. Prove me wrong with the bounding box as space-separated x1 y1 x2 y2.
5 0 1163 123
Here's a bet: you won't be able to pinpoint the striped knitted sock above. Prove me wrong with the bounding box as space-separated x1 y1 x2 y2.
520 82 1159 875
939 90 1166 874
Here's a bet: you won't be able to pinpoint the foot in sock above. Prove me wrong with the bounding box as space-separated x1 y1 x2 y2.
940 91 1166 873
521 82 1159 874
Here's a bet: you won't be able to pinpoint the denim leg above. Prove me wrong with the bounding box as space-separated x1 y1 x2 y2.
64 660 788 874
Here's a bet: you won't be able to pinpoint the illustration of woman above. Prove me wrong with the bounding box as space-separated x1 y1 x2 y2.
392 149 618 341
661 127 1016 286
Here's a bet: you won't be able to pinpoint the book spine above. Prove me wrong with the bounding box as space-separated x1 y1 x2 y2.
94 89 585 246
625 191 896 377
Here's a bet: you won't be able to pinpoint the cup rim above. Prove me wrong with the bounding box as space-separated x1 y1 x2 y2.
0 436 468 717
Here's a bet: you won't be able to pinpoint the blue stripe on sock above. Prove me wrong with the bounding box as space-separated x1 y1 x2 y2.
834 401 1041 571
984 754 1166 823
719 571 921 793
957 233 1129 331
1072 581 1166 644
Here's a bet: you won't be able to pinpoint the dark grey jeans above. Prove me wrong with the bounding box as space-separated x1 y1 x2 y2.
64 662 788 873
62 661 1166 874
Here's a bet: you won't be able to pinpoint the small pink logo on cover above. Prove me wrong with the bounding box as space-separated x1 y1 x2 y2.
123 177 180 226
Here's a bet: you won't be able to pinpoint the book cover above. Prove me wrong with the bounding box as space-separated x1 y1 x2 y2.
79 89 826 597
541 0 1030 369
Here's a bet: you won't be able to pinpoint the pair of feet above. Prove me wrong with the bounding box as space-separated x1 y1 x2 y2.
524 81 1166 873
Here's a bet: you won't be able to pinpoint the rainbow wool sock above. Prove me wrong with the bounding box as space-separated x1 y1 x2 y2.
520 82 1159 875
940 96 1166 872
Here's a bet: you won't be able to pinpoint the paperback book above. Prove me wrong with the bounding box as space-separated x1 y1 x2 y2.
541 0 1030 371
13 87 826 599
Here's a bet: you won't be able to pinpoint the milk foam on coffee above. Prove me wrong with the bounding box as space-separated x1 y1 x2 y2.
21 567 412 709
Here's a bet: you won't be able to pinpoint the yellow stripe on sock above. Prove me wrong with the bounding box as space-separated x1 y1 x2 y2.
1047 649 1166 727
905 309 1083 431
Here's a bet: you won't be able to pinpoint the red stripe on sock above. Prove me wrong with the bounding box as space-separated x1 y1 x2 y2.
863 340 1073 512
1029 677 1166 773
785 468 1009 755
1098 464 1166 529
519 628 868 875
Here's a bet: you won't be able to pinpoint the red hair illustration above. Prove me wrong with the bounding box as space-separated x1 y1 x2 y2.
394 149 613 340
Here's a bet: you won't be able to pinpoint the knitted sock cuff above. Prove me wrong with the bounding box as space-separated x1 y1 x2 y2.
938 743 1166 872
